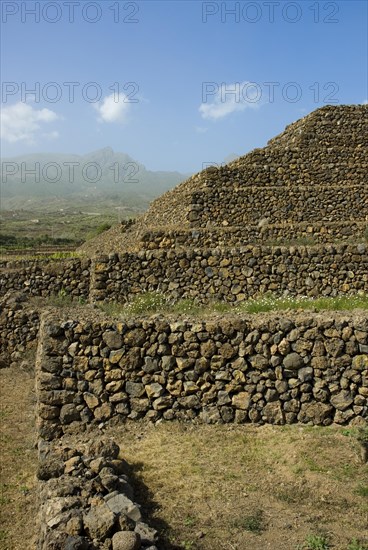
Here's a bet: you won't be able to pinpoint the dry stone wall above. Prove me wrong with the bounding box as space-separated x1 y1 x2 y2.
208 147 367 188
36 311 368 440
267 105 366 149
2 244 366 308
188 184 367 226
0 291 39 364
0 259 90 365
0 257 91 298
138 222 368 250
1 244 366 365
91 244 368 303
2 243 365 364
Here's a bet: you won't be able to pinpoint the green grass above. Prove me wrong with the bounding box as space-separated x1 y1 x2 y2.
302 456 327 474
180 541 196 550
297 533 330 550
45 289 86 308
342 428 360 438
94 222 112 235
0 495 10 505
171 298 202 315
348 540 368 550
233 509 265 534
238 294 368 314
357 427 368 445
47 289 74 307
131 292 172 314
335 462 356 480
14 251 80 261
97 292 368 319
183 515 196 527
43 251 79 260
356 485 368 498
275 484 310 504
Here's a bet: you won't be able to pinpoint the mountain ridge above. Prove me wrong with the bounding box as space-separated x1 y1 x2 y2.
0 147 189 201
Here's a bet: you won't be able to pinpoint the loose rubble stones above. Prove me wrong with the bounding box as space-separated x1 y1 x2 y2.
38 438 158 550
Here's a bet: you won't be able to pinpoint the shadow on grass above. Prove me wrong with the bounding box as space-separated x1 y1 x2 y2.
129 461 184 550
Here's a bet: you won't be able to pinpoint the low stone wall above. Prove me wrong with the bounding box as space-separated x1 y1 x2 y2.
0 257 91 298
91 244 368 303
201 146 367 189
1 244 366 305
0 291 40 364
188 184 368 226
138 222 368 250
0 244 366 369
38 436 158 550
36 311 368 440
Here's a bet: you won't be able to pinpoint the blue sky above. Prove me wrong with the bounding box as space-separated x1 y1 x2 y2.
1 0 367 172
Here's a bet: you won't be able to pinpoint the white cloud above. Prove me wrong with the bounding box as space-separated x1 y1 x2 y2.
199 81 261 120
43 130 60 140
362 99 368 105
94 93 131 123
0 102 60 144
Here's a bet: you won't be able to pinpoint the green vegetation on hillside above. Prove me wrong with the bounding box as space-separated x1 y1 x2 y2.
0 201 131 251
0 233 79 250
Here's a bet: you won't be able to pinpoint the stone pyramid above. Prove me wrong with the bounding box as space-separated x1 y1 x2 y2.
80 104 367 257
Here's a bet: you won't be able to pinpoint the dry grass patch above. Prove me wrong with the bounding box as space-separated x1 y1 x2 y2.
0 363 37 550
110 422 368 550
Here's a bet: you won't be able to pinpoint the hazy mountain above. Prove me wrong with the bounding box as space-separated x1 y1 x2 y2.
0 147 189 203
